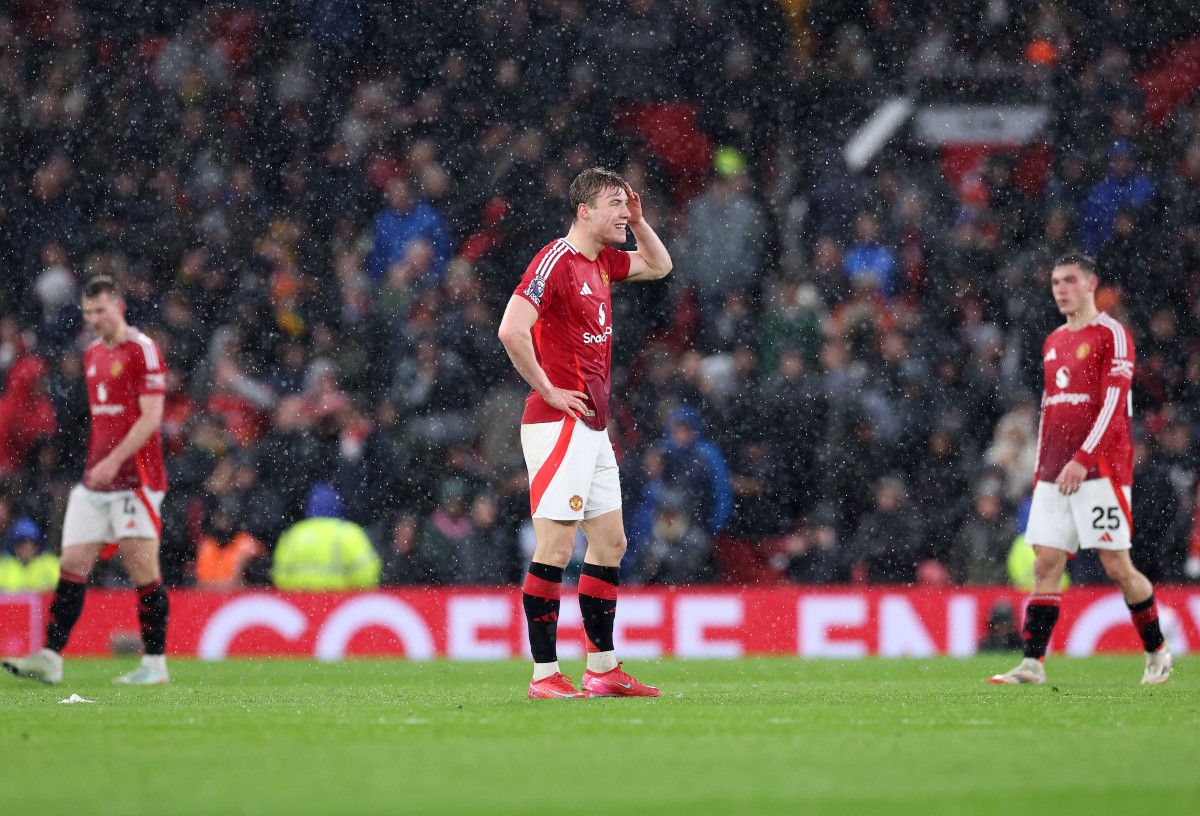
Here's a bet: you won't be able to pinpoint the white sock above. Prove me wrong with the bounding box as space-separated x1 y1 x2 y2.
40 648 63 668
142 654 167 673
587 651 618 673
532 661 560 681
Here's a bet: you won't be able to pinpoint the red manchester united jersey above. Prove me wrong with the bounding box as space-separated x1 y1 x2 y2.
1035 312 1135 486
84 328 168 491
514 238 631 431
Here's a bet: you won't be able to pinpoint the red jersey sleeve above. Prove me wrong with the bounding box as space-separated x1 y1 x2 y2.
601 245 632 283
514 241 567 314
132 333 167 398
1070 320 1134 470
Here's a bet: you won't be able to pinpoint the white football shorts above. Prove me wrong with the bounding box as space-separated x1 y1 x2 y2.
1025 478 1132 553
521 417 621 521
61 484 166 548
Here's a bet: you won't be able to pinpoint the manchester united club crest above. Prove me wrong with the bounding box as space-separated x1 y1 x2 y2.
1076 343 1091 360
110 361 123 376
600 270 609 287
569 495 583 512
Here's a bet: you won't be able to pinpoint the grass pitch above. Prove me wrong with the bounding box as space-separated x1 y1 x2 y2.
2 656 1197 815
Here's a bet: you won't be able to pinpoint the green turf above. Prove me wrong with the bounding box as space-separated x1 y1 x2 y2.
2 656 1197 815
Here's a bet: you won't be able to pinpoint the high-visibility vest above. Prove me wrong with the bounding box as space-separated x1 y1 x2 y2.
272 518 381 591
0 554 60 592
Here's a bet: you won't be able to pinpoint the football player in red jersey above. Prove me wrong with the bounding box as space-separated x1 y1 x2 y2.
990 254 1171 685
499 168 671 699
4 276 171 686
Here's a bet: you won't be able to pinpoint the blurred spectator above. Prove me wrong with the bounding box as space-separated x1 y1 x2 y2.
1080 140 1155 254
255 396 326 530
910 429 972 562
457 491 521 585
380 511 424 586
843 212 898 296
951 487 1017 585
758 278 825 372
661 405 733 537
0 355 56 477
366 177 451 286
1043 150 1091 225
847 476 927 584
271 483 381 590
633 487 713 585
677 147 767 318
978 602 1023 651
782 508 845 583
391 339 474 447
32 242 78 351
983 393 1039 503
194 452 282 590
414 478 472 585
195 529 263 592
0 517 59 592
1132 436 1184 582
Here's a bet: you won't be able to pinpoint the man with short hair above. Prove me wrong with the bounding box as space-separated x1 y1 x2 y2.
3 275 171 686
990 254 1172 685
498 167 671 699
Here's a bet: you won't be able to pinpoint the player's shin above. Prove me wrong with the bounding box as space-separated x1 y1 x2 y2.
1127 594 1165 652
522 563 564 679
45 572 89 653
136 580 169 655
1021 594 1061 660
579 563 619 673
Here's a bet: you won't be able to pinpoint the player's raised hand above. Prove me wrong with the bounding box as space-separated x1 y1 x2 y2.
1054 461 1087 495
624 183 643 225
543 387 591 419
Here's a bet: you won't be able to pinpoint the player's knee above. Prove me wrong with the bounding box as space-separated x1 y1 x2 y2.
1099 551 1132 583
533 529 576 567
594 534 627 561
58 549 94 577
540 544 574 568
1031 550 1066 583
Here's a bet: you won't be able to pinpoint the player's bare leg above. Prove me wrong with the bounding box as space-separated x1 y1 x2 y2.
112 536 170 685
1097 549 1172 684
525 519 583 698
2 543 101 685
578 509 659 698
989 546 1067 685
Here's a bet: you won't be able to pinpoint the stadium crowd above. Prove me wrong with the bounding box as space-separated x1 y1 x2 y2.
2 0 1200 591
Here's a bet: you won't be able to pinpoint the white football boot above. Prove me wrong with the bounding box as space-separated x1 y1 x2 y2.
113 656 169 686
2 648 64 685
988 657 1046 685
1141 646 1173 685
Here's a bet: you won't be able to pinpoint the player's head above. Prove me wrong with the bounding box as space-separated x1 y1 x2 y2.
569 167 630 246
1050 253 1099 317
81 275 126 340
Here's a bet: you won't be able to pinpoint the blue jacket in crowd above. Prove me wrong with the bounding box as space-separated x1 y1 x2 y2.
661 406 734 536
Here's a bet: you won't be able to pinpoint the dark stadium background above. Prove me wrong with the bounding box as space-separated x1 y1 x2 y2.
3 0 1200 593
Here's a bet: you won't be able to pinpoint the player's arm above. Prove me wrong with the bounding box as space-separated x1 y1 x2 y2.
621 184 672 283
497 295 589 419
1056 334 1134 494
83 394 165 489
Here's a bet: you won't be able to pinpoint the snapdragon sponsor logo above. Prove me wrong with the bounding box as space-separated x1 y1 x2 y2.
582 326 613 345
1043 392 1092 406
